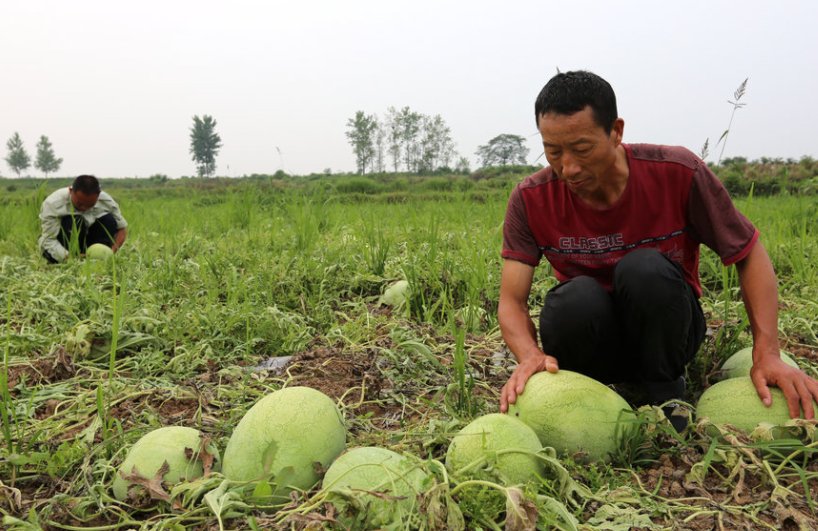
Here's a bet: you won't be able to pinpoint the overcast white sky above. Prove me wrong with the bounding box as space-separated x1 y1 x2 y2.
2 1 817 178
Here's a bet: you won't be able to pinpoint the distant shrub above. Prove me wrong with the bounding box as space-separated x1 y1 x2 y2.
751 179 781 196
471 165 540 180
334 177 383 194
721 169 749 197
454 179 475 192
419 178 454 192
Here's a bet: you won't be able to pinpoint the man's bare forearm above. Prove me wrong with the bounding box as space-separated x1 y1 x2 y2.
499 299 544 363
735 241 779 360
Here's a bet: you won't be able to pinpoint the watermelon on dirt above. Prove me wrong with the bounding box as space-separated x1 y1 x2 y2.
86 243 114 260
718 347 799 380
696 376 811 433
446 413 543 484
112 426 218 501
222 386 346 492
379 280 409 308
507 370 634 462
322 446 429 528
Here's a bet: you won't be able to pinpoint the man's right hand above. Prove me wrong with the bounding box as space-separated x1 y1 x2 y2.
500 352 559 413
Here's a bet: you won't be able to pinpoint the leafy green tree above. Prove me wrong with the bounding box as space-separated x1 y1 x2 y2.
373 122 387 174
455 156 471 174
4 132 31 177
385 107 402 172
345 111 378 174
369 107 460 173
189 115 222 177
475 134 529 167
417 114 456 173
34 135 63 178
396 107 422 172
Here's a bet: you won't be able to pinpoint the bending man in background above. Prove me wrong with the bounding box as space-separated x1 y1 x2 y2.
39 174 128 263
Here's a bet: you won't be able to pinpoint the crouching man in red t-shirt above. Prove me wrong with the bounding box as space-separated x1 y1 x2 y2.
498 70 818 431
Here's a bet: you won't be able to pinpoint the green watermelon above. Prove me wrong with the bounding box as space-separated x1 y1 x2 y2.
222 387 346 493
446 413 543 484
86 243 113 260
322 446 428 528
696 376 811 433
379 280 409 308
113 426 218 501
719 347 799 380
508 370 634 461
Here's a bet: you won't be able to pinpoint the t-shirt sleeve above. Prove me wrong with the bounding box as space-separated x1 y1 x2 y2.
99 193 128 229
687 161 758 265
38 199 68 262
501 185 541 266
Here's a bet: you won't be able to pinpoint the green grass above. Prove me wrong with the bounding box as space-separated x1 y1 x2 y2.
0 178 816 529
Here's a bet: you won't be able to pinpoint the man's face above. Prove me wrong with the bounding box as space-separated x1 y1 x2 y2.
69 188 99 212
538 106 624 198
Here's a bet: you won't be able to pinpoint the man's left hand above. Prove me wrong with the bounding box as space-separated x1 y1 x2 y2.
751 355 818 419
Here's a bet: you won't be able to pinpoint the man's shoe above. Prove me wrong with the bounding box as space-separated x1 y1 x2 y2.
661 402 689 432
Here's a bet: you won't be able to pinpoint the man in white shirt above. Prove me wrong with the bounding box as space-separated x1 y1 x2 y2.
39 175 128 263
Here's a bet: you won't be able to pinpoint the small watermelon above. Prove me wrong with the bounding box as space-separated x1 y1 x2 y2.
446 413 543 484
322 446 429 528
696 376 812 433
719 347 799 380
113 426 218 501
86 243 114 260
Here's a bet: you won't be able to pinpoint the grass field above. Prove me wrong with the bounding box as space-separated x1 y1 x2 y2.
1 177 817 529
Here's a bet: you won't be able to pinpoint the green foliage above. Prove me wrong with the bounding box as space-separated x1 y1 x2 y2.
475 134 529 167
345 110 379 175
189 115 222 177
4 132 30 177
366 106 459 174
333 176 383 194
34 136 62 178
0 178 817 529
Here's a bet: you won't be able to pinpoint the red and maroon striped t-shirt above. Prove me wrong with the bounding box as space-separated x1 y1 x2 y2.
502 143 758 297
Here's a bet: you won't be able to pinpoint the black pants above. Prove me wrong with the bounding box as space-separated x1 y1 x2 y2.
43 213 118 263
539 248 706 404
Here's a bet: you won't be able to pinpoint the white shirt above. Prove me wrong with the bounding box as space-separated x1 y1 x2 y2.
38 187 128 262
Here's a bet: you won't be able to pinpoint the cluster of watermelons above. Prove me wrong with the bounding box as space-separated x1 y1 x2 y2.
112 374 635 525
114 347 810 527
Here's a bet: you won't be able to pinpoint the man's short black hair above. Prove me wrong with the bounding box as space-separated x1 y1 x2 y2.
71 175 101 195
534 70 618 133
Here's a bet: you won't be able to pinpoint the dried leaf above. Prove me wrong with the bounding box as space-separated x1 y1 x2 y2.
121 461 171 502
730 466 749 505
0 479 23 512
505 487 537 531
282 506 339 529
183 435 216 476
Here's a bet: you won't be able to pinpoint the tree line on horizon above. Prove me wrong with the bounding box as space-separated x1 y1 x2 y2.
3 133 62 178
1 117 225 180
344 107 532 176
3 109 533 179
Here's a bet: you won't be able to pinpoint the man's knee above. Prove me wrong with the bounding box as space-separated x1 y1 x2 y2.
88 214 118 245
614 249 685 304
540 276 610 334
540 276 624 381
